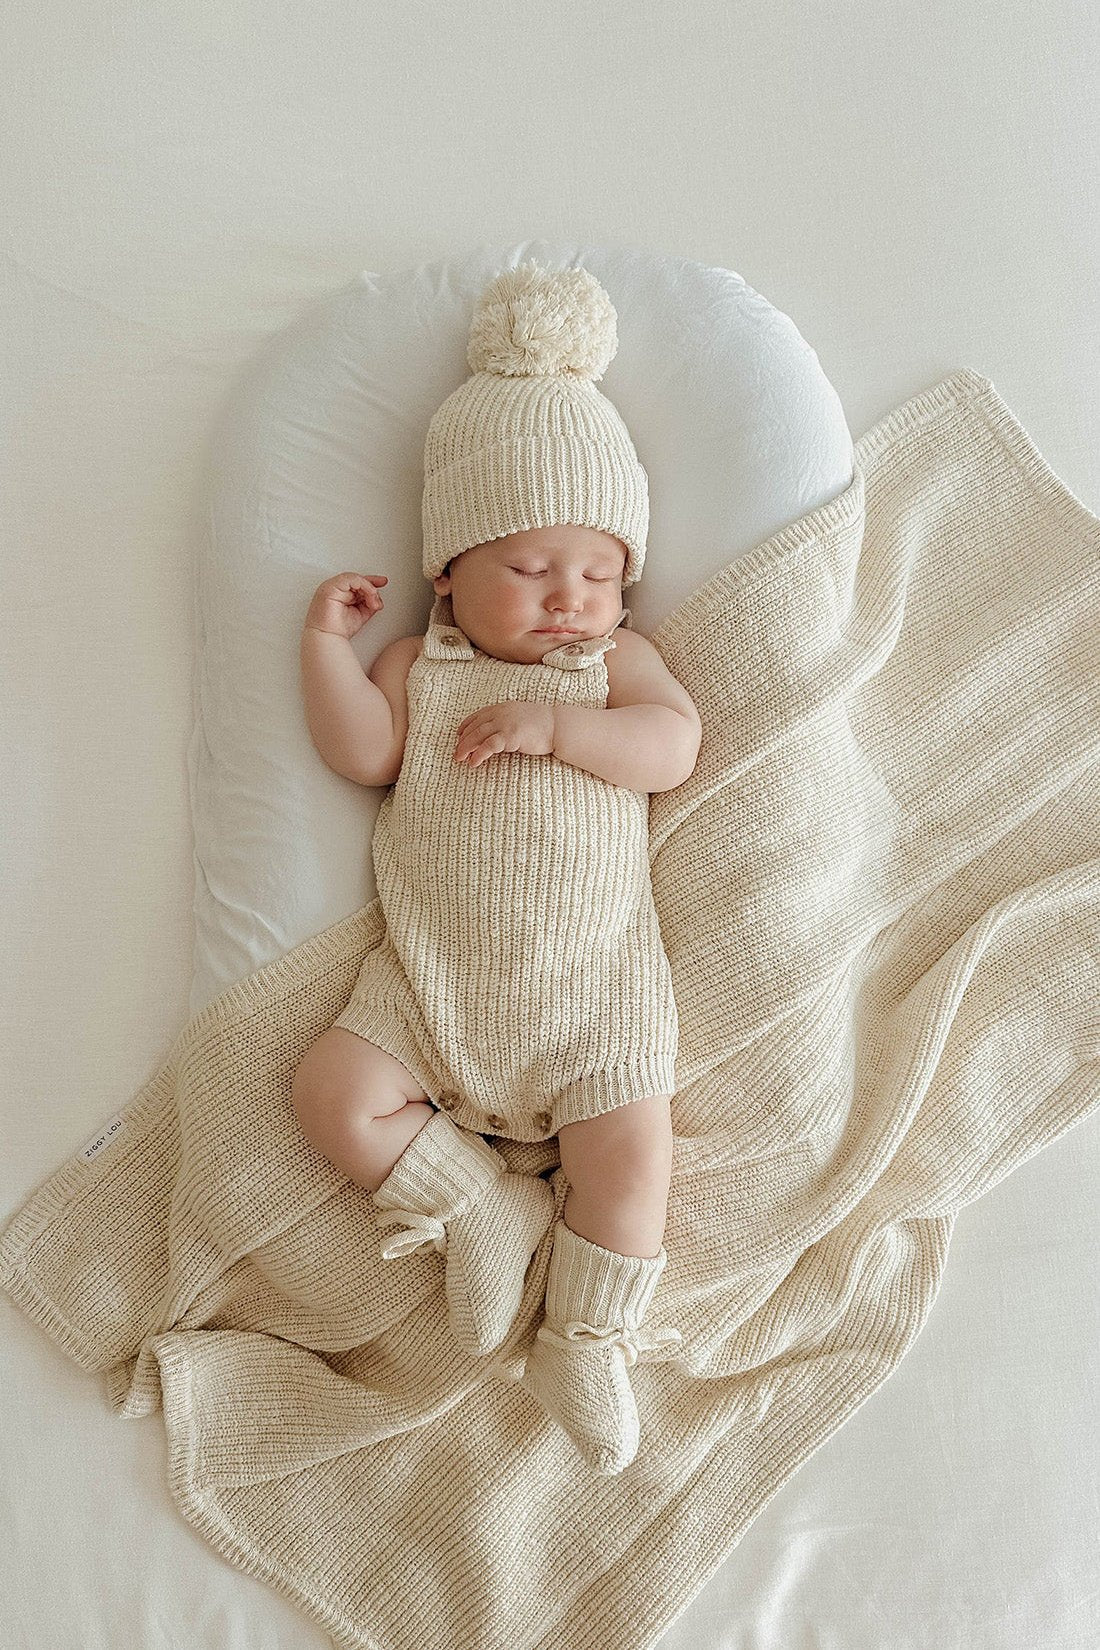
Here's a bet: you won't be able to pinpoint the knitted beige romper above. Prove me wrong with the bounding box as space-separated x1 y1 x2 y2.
333 592 679 1143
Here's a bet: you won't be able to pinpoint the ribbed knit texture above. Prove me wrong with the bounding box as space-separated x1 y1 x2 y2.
420 263 650 583
521 1221 677 1475
421 381 650 583
1 369 1098 1650
543 1223 668 1331
333 595 680 1140
372 1111 556 1356
374 1108 504 1219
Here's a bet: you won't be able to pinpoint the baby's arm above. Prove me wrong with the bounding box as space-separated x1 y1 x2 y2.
300 574 415 787
551 630 702 794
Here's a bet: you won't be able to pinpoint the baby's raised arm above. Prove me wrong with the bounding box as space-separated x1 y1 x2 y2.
300 573 415 787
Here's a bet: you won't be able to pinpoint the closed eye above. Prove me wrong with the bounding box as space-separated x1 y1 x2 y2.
510 568 616 581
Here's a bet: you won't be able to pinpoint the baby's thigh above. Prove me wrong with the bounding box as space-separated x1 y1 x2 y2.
557 1095 674 1187
292 1026 430 1124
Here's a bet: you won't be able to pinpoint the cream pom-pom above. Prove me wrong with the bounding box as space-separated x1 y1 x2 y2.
466 262 619 380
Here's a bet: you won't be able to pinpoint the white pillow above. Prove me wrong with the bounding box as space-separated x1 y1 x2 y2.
188 240 853 1015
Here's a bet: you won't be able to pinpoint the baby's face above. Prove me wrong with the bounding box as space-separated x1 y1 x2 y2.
432 525 628 663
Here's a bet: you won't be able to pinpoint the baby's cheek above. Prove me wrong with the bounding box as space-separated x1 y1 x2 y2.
494 589 533 625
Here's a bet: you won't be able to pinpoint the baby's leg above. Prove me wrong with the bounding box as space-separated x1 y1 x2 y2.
291 1027 435 1193
556 1095 674 1259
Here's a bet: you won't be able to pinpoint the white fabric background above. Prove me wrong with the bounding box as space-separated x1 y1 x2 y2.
3 4 1098 1647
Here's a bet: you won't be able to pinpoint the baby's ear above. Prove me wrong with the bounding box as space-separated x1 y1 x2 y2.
432 567 452 595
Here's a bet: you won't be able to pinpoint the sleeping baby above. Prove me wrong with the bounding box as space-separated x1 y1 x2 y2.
291 263 701 1477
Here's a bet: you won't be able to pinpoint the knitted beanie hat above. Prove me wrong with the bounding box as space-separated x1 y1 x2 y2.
421 263 649 586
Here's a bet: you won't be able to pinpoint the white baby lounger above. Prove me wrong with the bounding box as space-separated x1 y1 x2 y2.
332 595 679 1140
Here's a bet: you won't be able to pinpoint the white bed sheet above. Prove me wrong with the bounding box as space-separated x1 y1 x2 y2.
3 17 1098 1628
5 237 1098 1650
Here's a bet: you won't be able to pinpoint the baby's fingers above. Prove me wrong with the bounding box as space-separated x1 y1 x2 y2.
335 572 388 596
340 574 389 613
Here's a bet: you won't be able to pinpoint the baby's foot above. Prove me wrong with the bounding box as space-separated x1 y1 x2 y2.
519 1221 682 1475
374 1111 554 1356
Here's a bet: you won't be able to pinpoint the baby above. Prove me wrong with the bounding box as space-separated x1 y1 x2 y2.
291 264 701 1477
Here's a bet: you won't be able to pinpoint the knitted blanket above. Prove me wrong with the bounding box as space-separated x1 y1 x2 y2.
3 368 1098 1650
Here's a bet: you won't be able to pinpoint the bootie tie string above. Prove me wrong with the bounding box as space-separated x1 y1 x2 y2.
376 1208 447 1259
535 1319 684 1371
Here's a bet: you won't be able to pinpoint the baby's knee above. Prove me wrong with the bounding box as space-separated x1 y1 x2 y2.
291 1047 352 1142
594 1093 673 1157
559 1095 674 1192
290 1030 388 1137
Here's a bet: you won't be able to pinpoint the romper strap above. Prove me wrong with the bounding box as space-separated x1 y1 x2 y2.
423 593 476 659
540 607 633 671
421 595 633 668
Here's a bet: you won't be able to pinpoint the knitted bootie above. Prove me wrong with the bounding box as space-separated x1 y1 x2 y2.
372 1109 555 1357
520 1219 683 1476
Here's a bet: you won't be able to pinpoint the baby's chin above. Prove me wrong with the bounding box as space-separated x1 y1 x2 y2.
494 637 590 662
467 624 601 660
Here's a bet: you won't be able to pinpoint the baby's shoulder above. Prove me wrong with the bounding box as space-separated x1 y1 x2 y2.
387 632 426 664
367 633 425 697
605 624 699 719
604 622 656 673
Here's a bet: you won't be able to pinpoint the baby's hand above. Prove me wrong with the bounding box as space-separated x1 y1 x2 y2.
304 573 388 640
454 701 556 767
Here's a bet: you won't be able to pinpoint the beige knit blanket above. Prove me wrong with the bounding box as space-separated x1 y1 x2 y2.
2 368 1098 1650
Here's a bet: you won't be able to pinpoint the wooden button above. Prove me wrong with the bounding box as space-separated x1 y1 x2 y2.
534 1109 553 1133
436 1090 459 1111
485 1113 507 1131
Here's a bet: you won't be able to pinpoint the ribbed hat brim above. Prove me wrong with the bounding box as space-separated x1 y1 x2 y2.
422 435 649 584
